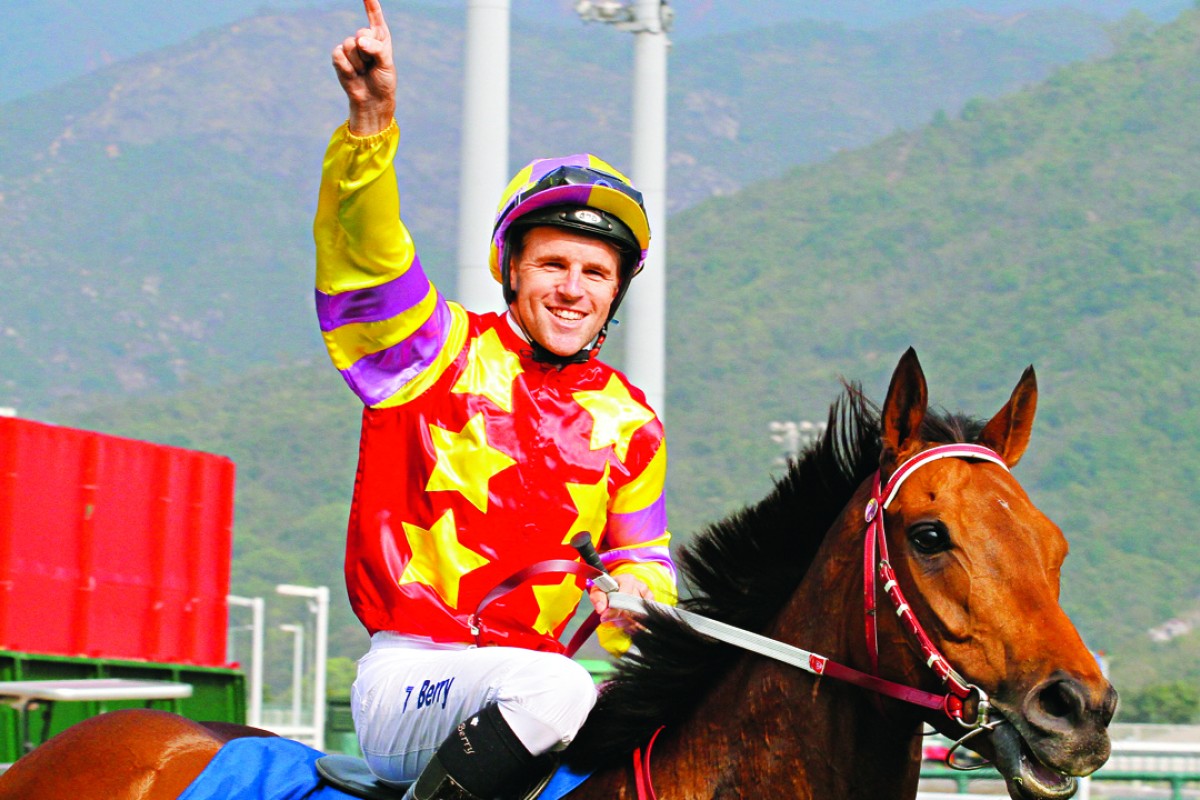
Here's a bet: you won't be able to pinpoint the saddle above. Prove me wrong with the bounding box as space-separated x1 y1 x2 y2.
316 756 404 800
315 754 558 800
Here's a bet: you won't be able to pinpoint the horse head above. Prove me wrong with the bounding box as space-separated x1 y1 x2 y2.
564 347 1114 800
877 348 1116 800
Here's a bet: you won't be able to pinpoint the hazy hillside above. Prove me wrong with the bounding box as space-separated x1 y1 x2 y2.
668 7 1118 201
0 4 1135 411
0 0 1185 102
54 8 1200 693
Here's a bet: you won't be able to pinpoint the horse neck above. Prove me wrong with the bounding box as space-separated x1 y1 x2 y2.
760 484 926 794
640 484 927 800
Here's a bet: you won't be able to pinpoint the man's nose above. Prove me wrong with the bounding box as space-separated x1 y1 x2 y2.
559 266 584 298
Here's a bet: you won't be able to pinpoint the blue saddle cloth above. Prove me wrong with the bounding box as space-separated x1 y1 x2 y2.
540 761 591 798
176 737 594 800
177 737 357 800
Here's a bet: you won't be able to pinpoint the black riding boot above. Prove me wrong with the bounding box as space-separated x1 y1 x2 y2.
402 703 537 800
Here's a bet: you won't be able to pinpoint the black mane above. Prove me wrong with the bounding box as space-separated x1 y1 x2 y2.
564 384 985 770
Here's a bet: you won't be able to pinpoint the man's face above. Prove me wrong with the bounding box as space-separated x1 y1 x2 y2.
509 225 622 357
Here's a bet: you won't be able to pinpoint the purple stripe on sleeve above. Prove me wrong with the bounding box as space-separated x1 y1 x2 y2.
315 257 431 332
601 496 668 552
339 297 452 406
599 546 673 572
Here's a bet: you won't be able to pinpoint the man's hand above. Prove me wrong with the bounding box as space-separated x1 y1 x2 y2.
588 572 654 631
331 0 397 135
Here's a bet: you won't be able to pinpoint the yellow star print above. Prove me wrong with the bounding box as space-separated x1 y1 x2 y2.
399 510 490 607
451 328 524 412
563 463 610 544
426 413 516 512
531 575 583 635
573 376 655 462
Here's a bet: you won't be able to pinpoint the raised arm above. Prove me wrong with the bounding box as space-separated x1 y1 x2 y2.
315 1 466 409
331 0 397 135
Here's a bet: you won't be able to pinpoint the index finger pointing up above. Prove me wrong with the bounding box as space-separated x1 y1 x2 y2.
362 0 388 34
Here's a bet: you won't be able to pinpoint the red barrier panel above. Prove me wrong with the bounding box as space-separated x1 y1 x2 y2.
0 417 235 666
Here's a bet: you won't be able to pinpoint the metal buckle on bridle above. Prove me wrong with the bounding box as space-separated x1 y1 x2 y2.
942 683 1002 771
947 683 991 730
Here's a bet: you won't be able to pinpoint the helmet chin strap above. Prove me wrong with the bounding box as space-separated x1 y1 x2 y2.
505 309 603 367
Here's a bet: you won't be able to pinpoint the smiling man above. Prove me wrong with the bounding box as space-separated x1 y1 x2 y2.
313 2 676 799
508 226 621 358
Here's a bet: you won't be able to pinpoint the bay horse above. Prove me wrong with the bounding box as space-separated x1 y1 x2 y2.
0 349 1115 800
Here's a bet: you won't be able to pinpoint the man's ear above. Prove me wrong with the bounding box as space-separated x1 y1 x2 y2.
505 232 526 295
505 247 522 297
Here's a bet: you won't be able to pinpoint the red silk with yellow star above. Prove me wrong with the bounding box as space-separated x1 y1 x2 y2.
315 122 675 653
346 310 672 650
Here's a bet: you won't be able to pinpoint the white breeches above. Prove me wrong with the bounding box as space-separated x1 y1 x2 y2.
350 632 598 784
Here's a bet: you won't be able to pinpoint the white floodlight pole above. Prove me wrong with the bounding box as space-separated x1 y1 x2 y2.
455 0 511 313
280 623 305 728
277 584 329 751
627 0 670 419
576 0 671 417
227 595 264 727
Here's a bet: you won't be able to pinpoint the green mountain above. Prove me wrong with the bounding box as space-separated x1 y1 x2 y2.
0 5 1129 409
52 8 1200 696
663 8 1200 688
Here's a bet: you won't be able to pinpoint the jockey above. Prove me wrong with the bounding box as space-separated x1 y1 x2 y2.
315 3 677 799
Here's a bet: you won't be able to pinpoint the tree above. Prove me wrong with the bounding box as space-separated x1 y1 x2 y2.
1121 681 1200 724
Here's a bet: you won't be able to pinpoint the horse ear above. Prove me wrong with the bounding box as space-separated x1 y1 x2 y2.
880 348 928 473
978 365 1038 467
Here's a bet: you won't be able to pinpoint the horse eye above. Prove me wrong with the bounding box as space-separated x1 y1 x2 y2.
908 522 951 555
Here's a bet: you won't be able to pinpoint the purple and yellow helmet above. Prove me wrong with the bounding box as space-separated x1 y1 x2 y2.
489 154 651 304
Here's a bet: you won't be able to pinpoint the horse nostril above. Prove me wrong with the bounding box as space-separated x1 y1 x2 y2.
1028 676 1088 728
1020 676 1114 774
1040 681 1077 719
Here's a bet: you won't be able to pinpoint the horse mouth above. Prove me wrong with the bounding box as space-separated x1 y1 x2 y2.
990 720 1078 800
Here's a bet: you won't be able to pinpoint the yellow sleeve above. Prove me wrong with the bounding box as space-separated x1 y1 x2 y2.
313 121 464 407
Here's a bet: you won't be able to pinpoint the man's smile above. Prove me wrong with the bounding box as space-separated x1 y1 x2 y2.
549 307 586 322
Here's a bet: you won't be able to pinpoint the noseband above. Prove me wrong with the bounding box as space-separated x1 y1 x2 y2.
864 443 1010 728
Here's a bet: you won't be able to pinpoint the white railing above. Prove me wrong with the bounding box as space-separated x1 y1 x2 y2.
1106 741 1200 774
260 706 320 748
918 725 1200 799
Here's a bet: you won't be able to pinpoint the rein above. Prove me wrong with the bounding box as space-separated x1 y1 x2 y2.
475 445 1011 795
470 559 603 655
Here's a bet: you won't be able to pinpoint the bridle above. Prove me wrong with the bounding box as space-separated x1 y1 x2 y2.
862 443 1010 729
